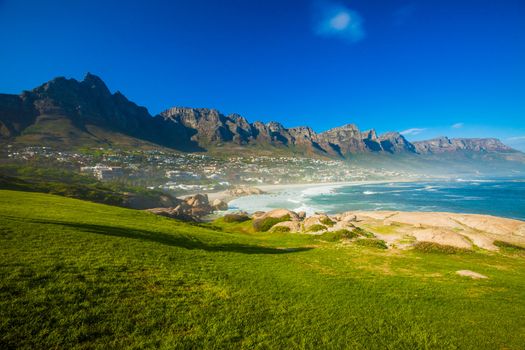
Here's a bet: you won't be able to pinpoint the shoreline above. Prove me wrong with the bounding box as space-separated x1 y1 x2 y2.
179 178 420 204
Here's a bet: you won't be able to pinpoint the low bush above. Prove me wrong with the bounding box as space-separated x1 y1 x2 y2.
494 240 525 252
253 215 290 232
412 241 471 254
223 213 251 223
271 226 291 233
353 227 375 238
355 239 388 249
307 224 327 232
320 217 335 227
319 229 357 242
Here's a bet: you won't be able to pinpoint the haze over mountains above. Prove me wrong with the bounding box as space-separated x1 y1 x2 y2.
0 73 520 161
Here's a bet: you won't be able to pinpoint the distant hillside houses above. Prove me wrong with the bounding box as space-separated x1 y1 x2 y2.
81 165 124 180
165 170 202 180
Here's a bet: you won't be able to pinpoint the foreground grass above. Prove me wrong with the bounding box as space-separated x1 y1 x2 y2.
1 190 525 349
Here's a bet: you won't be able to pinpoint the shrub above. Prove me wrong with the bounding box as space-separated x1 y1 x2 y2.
307 224 327 232
271 226 291 233
319 229 357 242
353 227 375 238
355 239 388 249
412 241 471 254
223 213 250 223
494 240 525 252
320 217 335 227
253 215 290 232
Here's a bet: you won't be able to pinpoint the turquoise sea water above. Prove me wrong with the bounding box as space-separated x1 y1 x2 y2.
228 178 525 221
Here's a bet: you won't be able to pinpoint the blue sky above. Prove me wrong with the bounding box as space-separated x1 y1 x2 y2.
1 0 524 150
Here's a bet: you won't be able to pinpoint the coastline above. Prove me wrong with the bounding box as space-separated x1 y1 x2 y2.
179 178 419 204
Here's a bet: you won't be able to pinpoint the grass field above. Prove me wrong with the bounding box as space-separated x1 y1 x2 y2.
1 190 525 349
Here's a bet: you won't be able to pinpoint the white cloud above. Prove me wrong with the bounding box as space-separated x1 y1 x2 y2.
313 1 365 43
330 12 351 30
400 128 426 136
451 123 464 129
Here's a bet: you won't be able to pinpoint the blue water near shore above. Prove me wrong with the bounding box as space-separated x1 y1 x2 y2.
228 178 525 221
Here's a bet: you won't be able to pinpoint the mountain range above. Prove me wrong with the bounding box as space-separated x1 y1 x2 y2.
0 73 519 160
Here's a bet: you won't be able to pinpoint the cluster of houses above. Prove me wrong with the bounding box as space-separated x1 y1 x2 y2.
5 146 418 194
80 165 124 180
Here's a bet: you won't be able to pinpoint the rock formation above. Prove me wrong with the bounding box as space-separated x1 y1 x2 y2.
413 136 513 154
245 208 525 252
147 193 221 221
227 187 266 197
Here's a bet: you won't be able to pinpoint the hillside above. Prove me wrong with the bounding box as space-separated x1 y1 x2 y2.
1 190 525 348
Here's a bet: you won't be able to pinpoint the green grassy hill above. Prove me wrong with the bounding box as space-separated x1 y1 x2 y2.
1 190 525 349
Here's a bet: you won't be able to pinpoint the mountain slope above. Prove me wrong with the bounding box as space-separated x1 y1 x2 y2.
0 74 521 161
414 136 514 154
0 74 201 150
158 107 422 157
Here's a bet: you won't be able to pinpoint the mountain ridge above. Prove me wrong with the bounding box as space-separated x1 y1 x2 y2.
0 73 519 158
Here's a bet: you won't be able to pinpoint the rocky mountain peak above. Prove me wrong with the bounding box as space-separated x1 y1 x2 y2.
413 137 514 154
82 73 111 95
378 132 415 153
325 123 359 133
362 129 378 140
266 121 285 131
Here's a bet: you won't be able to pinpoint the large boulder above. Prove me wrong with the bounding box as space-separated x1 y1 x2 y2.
185 194 209 207
223 212 251 223
191 207 211 217
147 193 220 221
251 211 266 219
252 209 300 232
338 211 358 223
211 199 228 211
270 221 302 233
259 209 301 221
146 207 195 221
303 214 334 231
228 187 266 196
172 202 191 216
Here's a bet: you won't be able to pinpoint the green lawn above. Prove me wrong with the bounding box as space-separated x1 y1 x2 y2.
1 190 524 349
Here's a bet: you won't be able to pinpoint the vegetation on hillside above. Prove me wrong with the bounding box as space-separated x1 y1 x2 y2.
412 241 473 254
0 165 176 209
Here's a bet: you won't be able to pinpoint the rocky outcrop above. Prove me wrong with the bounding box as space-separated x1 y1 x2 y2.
414 137 514 154
302 214 334 231
252 208 302 232
337 210 525 250
255 208 301 221
147 193 223 221
227 187 266 197
270 221 302 232
211 199 228 211
243 208 525 252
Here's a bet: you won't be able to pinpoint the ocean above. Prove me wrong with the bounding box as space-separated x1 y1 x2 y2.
228 178 525 221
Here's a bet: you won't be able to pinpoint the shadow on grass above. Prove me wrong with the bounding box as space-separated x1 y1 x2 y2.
4 216 312 255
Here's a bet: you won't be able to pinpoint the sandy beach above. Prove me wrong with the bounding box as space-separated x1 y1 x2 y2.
179 178 418 203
